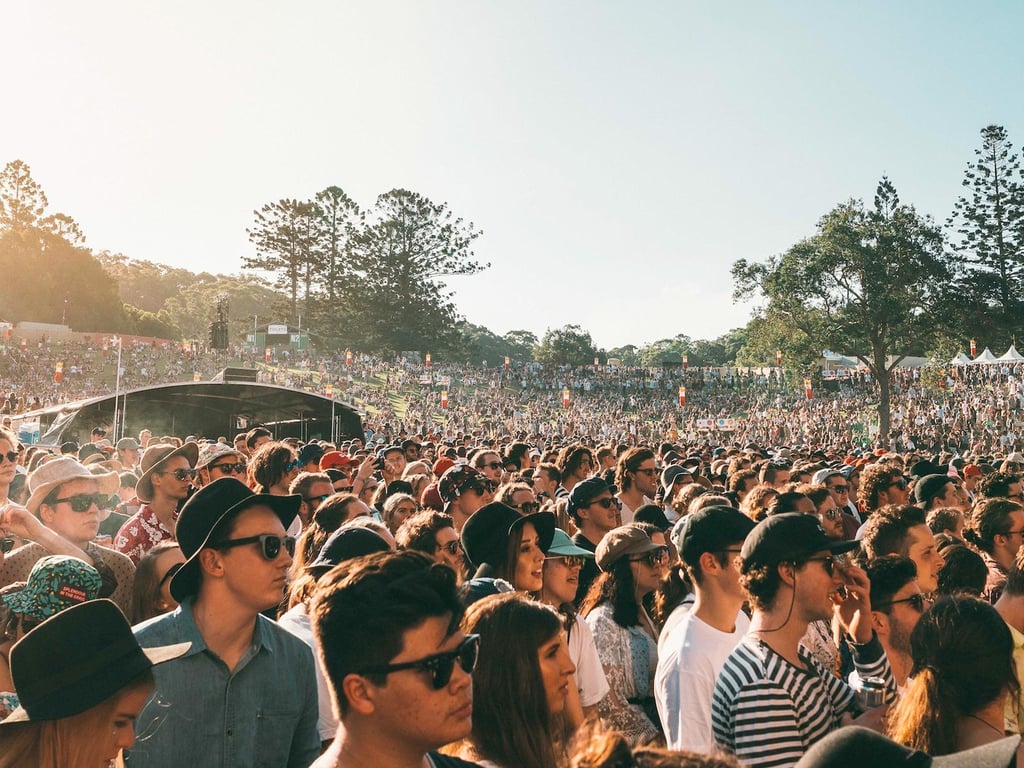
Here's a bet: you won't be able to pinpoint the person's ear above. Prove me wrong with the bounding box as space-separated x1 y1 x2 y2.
38 503 56 526
871 610 888 636
699 550 721 575
341 673 378 716
198 548 225 579
778 561 797 587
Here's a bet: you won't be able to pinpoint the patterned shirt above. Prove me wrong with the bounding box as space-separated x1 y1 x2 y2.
711 633 893 768
114 504 174 565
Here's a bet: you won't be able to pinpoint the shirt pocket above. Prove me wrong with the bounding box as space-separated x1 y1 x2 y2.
254 708 297 768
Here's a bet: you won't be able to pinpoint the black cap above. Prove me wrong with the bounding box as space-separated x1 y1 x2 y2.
307 527 390 574
741 513 859 573
567 476 614 517
674 506 756 568
914 474 953 505
297 443 325 465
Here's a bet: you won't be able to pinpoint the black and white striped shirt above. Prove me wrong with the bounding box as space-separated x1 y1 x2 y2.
711 633 892 768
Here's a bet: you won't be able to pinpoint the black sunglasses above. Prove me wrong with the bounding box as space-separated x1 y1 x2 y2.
211 462 247 475
303 493 331 506
515 502 540 515
1 451 18 464
803 554 845 576
876 593 928 613
0 537 14 554
161 468 197 481
212 534 296 560
590 497 621 510
51 492 109 513
630 546 669 567
482 461 502 471
359 634 480 690
888 478 908 490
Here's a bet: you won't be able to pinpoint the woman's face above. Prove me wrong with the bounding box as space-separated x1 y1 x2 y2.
514 522 546 593
154 546 186 614
630 546 669 598
537 632 575 716
388 500 417 533
0 437 17 488
104 684 154 764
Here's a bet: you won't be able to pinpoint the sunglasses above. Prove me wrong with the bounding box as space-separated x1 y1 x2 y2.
303 493 331 506
515 502 540 515
819 508 841 520
212 534 296 560
589 497 622 510
0 537 14 554
630 546 669 567
462 481 490 496
284 460 302 472
546 555 586 569
803 554 845 576
0 451 18 464
481 461 502 471
876 593 928 613
359 634 480 690
828 484 849 493
887 479 908 491
211 462 247 475
161 468 197 481
51 492 109 513
436 539 463 556
634 467 658 476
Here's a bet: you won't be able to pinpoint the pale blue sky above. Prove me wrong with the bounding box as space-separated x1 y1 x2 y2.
4 2 1022 349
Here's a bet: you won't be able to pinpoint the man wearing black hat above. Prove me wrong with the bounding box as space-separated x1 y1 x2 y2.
655 507 755 753
711 513 894 767
126 478 319 768
568 477 622 605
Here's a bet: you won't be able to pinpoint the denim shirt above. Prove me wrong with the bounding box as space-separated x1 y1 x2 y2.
125 599 320 768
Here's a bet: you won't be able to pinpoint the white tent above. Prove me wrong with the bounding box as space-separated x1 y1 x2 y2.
971 347 999 364
998 345 1024 362
950 352 972 365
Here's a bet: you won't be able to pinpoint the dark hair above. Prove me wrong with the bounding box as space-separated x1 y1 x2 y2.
461 593 564 768
615 447 655 494
860 504 926 560
864 555 917 612
395 509 455 554
247 441 296 492
727 469 758 496
887 596 1018 755
504 442 532 470
130 540 183 624
934 544 987 597
965 497 1024 554
557 445 594 482
570 725 740 768
858 464 902 511
926 507 963 536
309 551 463 717
739 563 784 611
766 491 809 516
975 471 1020 500
652 564 695 628
580 556 640 629
245 426 272 450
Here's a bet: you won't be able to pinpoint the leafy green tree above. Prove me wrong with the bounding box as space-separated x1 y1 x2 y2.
502 330 537 362
0 160 48 231
606 345 639 366
636 334 692 367
314 186 362 305
733 178 953 442
534 324 597 366
947 125 1024 340
244 198 321 325
349 189 486 353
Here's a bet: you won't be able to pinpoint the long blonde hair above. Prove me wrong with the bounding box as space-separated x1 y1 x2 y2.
0 672 153 768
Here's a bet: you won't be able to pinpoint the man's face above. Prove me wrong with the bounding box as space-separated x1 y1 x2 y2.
794 550 845 623
0 437 17 486
509 488 538 514
631 459 659 498
825 476 851 508
905 524 945 593
119 448 139 468
1008 481 1024 502
433 526 464 577
300 480 335 523
475 453 502 482
405 444 421 462
453 480 491 520
252 435 272 452
931 481 960 510
996 509 1024 570
234 436 248 455
384 450 407 477
40 477 103 545
771 470 791 490
879 476 910 507
215 506 292 613
358 614 473 753
152 455 194 501
579 492 621 534
202 453 247 486
880 581 925 658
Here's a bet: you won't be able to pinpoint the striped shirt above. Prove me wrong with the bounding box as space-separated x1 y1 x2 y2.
711 633 892 768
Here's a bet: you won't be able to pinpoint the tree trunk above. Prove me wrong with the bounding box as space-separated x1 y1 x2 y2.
873 346 891 445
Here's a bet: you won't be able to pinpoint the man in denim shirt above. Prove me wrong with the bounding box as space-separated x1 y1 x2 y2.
126 478 319 768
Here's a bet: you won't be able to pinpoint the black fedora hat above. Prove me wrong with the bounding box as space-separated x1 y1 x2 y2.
461 502 555 573
2 599 189 723
170 477 300 601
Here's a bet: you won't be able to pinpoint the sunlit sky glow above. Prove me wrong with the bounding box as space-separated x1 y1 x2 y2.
5 1 1023 349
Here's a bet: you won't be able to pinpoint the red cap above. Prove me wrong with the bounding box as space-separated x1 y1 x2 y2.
320 451 354 470
420 482 444 511
963 464 982 478
432 457 456 478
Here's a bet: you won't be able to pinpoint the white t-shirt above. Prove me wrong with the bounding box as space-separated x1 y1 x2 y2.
658 594 696 651
278 602 339 742
655 609 749 753
568 613 610 707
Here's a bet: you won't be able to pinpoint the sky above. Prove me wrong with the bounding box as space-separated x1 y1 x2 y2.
4 1 1024 350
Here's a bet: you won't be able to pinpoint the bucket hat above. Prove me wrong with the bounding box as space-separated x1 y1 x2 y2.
26 458 119 514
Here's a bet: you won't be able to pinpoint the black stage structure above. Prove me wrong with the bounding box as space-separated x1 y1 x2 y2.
26 377 363 446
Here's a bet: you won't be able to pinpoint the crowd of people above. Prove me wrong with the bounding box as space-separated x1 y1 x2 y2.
4 407 1024 766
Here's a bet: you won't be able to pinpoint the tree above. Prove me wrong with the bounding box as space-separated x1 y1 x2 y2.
244 198 321 324
0 160 48 231
502 330 537 362
534 324 597 366
947 125 1024 339
349 189 486 352
733 178 954 443
314 186 362 305
636 334 693 367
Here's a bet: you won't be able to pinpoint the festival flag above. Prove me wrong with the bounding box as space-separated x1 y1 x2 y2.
683 354 688 370
776 349 782 367
55 361 63 384
970 339 977 357
193 371 201 382
441 389 448 409
679 385 686 407
562 389 570 408
504 356 510 370
426 353 432 368
345 349 352 366
265 347 272 363
804 378 813 400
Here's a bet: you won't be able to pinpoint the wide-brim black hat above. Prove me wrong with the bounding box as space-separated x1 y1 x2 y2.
741 513 859 573
170 477 300 601
461 502 555 571
1 599 189 724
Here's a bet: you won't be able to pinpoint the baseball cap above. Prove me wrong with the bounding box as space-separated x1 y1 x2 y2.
1 556 102 621
546 528 594 559
568 476 615 518
794 726 1020 768
741 513 859 573
674 506 756 569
